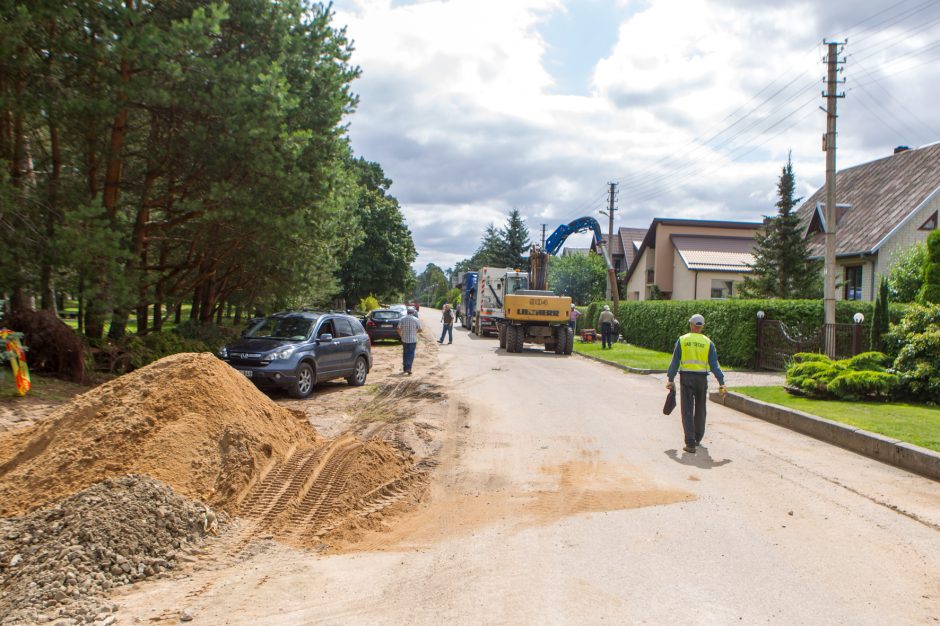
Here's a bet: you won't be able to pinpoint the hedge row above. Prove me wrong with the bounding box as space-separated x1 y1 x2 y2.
582 299 909 368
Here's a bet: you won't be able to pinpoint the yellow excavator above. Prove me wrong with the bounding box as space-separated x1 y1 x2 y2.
492 217 618 354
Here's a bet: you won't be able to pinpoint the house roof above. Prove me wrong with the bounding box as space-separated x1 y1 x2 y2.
670 235 756 272
623 217 762 284
595 226 647 266
798 142 940 257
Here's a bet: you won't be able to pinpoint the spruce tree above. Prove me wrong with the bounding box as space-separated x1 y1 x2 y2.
740 154 822 298
919 229 940 304
498 208 531 269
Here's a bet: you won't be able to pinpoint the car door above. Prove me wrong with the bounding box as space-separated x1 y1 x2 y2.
314 318 342 376
332 317 358 374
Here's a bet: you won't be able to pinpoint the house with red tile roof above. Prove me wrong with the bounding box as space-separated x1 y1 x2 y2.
798 142 940 301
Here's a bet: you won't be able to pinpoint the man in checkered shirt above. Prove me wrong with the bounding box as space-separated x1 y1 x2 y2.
397 306 422 375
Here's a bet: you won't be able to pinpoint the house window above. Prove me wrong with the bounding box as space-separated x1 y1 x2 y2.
844 266 863 301
920 211 938 231
711 280 733 299
646 269 654 284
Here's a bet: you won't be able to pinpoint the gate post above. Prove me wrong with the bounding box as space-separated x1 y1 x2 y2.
755 310 765 370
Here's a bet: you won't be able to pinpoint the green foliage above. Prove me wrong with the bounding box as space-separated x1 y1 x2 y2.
828 371 898 401
358 295 380 313
1 1 366 334
442 288 461 308
870 275 890 352
889 304 940 402
337 159 416 304
920 230 940 304
887 242 926 302
411 264 449 306
739 155 822 299
611 299 909 368
547 253 607 305
121 333 211 370
785 351 896 400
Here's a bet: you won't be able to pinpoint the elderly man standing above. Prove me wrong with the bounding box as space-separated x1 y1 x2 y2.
598 305 616 349
666 314 727 453
397 306 422 375
439 303 454 344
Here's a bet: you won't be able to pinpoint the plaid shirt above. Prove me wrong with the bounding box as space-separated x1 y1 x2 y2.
398 314 421 343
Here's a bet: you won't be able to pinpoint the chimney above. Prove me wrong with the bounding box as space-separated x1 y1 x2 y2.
894 145 910 154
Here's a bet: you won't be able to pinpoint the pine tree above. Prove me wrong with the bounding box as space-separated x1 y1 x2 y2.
740 154 822 299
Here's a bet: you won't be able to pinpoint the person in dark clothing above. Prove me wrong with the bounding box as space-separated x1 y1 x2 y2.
598 305 615 349
439 304 454 344
666 314 726 453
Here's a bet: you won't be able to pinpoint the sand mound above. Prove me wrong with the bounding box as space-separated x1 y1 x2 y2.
0 353 319 517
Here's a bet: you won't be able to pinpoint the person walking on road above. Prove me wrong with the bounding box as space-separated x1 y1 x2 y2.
397 306 422 375
439 304 454 344
598 305 616 349
568 304 581 331
666 314 727 453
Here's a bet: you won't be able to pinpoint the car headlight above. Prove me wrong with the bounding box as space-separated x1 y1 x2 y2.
268 346 296 360
218 346 228 359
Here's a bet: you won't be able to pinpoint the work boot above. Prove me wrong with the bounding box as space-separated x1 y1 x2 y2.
683 444 696 454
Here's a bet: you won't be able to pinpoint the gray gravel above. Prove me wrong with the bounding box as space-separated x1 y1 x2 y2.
0 475 222 625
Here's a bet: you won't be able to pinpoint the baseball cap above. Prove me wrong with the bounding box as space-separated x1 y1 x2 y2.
407 306 416 314
689 314 705 326
603 305 610 311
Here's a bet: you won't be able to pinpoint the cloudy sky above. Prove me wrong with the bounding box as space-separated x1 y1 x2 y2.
331 0 940 271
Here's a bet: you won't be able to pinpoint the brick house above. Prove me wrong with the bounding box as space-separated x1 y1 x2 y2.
622 218 762 301
798 142 940 301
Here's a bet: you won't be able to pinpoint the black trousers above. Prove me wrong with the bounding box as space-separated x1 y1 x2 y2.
601 322 612 348
679 373 708 446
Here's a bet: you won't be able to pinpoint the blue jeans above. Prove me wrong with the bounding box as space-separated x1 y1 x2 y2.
601 322 612 348
402 342 417 373
439 324 453 343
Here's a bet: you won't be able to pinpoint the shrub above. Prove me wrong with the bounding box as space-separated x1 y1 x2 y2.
845 351 889 371
785 351 897 400
890 303 940 403
358 294 380 313
610 299 908 368
828 370 898 401
919 229 940 304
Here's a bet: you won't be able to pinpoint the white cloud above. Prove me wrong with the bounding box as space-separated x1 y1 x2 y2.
333 0 940 270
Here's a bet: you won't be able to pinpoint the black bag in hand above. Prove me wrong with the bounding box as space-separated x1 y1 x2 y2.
663 387 677 415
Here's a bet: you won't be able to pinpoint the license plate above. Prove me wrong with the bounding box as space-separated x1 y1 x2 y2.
381 323 392 328
238 369 253 378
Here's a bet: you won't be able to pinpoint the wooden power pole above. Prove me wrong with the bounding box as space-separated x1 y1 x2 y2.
606 182 619 311
823 41 845 355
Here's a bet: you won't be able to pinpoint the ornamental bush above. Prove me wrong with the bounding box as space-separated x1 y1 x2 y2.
889 303 940 403
784 351 898 400
918 229 940 304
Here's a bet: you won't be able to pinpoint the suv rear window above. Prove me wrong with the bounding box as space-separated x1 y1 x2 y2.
373 311 402 320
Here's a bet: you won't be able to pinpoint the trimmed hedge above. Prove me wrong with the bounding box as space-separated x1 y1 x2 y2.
588 299 908 368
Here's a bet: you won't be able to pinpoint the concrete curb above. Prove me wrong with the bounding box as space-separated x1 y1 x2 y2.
711 391 940 482
574 350 667 375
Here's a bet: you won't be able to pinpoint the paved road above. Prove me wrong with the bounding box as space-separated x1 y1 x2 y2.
118 319 940 624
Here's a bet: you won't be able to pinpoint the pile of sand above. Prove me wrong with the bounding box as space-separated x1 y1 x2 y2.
0 353 319 517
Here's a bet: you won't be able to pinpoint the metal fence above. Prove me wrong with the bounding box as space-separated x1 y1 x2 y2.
755 319 865 371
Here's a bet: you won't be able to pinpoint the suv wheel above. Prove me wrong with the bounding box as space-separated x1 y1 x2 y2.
289 362 316 399
347 356 368 387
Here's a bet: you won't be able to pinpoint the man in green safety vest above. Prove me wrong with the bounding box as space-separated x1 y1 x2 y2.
666 314 727 453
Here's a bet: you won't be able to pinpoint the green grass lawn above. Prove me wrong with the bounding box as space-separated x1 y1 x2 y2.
573 341 674 371
735 385 940 452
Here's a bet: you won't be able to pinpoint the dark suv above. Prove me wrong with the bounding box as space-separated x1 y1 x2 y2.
219 311 372 399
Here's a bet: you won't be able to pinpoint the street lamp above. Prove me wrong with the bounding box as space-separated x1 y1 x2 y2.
756 310 766 320
853 312 864 324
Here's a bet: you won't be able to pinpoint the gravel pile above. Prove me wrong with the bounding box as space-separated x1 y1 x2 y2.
0 475 221 625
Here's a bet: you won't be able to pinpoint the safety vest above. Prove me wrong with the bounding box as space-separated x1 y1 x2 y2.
679 332 711 373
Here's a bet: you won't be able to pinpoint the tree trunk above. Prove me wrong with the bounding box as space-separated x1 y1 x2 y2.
190 286 201 321
234 305 242 326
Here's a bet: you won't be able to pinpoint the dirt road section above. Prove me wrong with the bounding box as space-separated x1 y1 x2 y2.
112 313 940 625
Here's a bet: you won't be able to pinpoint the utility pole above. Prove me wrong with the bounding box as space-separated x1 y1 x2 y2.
822 40 845 356
541 224 546 248
603 181 619 310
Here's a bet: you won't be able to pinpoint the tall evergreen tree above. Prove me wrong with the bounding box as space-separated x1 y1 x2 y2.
740 154 821 299
870 275 890 352
496 208 530 269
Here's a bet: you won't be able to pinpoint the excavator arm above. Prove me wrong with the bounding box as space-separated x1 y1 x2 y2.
537 216 619 308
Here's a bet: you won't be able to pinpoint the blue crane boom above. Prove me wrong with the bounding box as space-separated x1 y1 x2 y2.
544 217 606 256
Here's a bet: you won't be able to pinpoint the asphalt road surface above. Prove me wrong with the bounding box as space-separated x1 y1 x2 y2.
118 318 940 625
